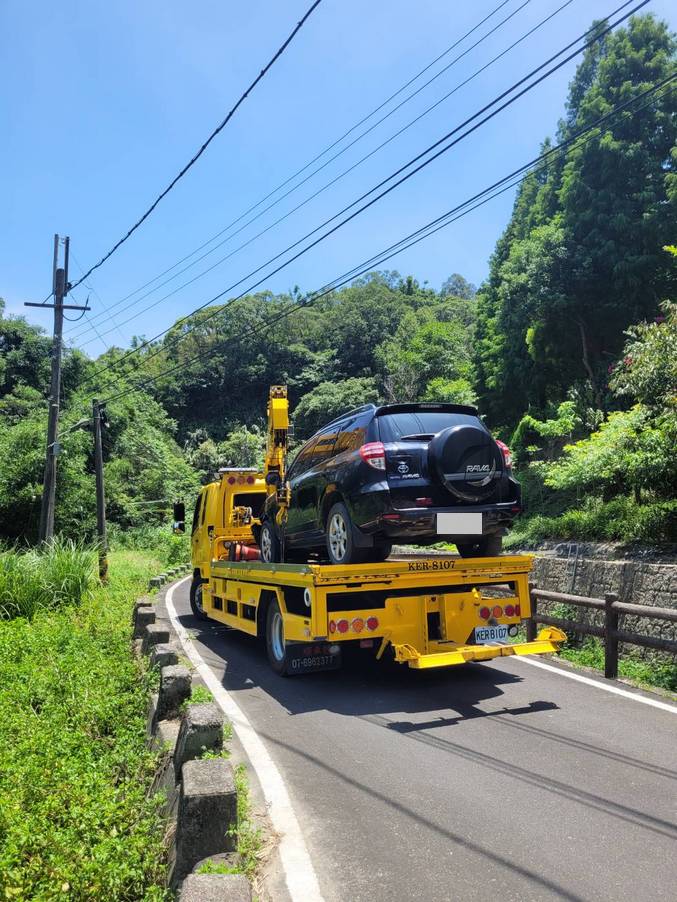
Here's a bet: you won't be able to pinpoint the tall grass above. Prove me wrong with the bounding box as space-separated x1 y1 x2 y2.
0 538 96 620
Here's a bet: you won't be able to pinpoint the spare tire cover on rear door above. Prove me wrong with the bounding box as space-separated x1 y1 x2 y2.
428 424 503 501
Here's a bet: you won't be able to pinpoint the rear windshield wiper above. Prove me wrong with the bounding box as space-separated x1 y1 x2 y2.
399 433 434 441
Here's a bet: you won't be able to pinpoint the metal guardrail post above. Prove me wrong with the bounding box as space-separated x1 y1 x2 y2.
526 582 537 642
604 592 619 679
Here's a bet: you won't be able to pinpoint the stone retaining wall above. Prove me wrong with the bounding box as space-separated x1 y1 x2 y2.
135 569 255 901
531 554 677 658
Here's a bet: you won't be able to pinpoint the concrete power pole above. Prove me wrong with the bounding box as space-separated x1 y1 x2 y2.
92 399 108 583
25 236 89 542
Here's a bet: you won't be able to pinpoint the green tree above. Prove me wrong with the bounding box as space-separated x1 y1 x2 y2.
440 273 476 299
475 14 676 427
293 377 379 438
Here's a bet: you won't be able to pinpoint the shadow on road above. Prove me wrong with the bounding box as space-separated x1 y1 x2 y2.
177 608 555 725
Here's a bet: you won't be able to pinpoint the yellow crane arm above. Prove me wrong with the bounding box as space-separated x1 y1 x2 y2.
264 385 290 518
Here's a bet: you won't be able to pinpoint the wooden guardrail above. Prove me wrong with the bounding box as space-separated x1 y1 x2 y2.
525 586 677 679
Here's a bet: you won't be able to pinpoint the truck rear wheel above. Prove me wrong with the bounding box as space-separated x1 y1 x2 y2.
189 575 209 621
266 598 289 676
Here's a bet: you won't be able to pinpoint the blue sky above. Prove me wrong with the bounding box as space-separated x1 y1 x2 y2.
2 0 675 358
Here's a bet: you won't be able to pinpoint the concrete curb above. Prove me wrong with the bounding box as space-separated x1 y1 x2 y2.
138 571 253 900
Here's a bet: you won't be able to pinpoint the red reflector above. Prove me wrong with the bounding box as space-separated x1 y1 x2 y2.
329 620 337 634
492 605 503 618
415 497 433 507
479 606 491 620
359 442 386 470
352 618 364 633
382 513 401 521
515 604 521 617
504 604 515 617
228 477 236 484
337 619 349 634
247 476 254 484
360 639 374 648
366 616 379 631
511 505 521 513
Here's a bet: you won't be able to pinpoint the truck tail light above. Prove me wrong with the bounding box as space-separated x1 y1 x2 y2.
359 442 386 470
366 616 379 631
515 604 521 617
492 605 503 618
495 439 512 468
351 618 364 633
336 619 350 634
504 604 515 617
329 620 337 634
479 606 491 620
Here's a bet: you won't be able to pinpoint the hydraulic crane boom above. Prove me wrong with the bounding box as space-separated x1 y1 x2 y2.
264 385 290 521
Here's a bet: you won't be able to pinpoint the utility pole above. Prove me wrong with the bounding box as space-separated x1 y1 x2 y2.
26 236 90 542
92 399 108 583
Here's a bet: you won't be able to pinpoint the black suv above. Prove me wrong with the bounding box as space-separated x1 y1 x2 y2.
259 402 520 565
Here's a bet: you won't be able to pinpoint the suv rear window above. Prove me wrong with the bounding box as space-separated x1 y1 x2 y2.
377 411 483 442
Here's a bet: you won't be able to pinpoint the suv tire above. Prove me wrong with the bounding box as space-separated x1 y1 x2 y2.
189 575 210 621
326 502 364 565
260 520 282 563
266 598 290 675
456 535 503 558
365 542 392 563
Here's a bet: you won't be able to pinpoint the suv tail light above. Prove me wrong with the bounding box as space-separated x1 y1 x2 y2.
359 442 386 470
495 439 512 468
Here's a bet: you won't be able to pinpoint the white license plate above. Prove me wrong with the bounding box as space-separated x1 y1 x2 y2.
437 512 482 535
474 625 509 644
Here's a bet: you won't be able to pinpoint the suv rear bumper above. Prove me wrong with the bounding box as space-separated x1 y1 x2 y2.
352 494 519 541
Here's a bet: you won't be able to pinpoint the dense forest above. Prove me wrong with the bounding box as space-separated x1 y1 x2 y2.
1 13 675 545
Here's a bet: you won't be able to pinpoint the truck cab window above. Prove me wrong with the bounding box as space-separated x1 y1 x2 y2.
191 494 203 535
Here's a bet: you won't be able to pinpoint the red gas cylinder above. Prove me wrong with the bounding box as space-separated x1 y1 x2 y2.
229 543 261 562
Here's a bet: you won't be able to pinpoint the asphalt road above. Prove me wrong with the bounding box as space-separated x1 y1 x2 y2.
168 580 677 902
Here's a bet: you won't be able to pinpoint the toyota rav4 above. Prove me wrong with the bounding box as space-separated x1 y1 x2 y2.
259 402 520 565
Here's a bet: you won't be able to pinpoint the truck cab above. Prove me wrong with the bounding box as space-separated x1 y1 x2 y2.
190 468 267 615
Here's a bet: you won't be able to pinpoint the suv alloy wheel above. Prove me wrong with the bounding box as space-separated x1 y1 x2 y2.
260 520 281 563
326 502 363 565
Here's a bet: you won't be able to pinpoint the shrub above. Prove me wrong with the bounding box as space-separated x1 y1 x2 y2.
108 524 190 567
0 550 168 899
505 497 677 546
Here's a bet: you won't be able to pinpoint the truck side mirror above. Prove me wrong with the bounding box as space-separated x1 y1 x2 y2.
173 501 185 534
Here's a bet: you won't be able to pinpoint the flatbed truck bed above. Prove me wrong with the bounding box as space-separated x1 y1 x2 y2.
198 553 565 675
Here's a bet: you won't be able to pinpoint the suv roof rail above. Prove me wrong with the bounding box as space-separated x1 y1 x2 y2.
320 403 377 430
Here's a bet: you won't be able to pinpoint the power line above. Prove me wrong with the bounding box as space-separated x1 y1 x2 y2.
66 0 519 336
67 0 534 342
95 74 674 407
69 0 324 291
78 0 650 394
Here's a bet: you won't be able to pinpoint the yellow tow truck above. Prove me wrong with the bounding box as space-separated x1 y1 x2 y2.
175 386 565 675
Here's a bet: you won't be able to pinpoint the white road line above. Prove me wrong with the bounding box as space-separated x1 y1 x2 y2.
166 578 325 902
515 655 677 714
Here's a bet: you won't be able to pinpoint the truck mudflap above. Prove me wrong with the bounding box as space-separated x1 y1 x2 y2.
387 626 567 670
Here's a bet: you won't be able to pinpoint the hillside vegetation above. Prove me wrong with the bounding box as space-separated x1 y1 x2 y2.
0 13 675 546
